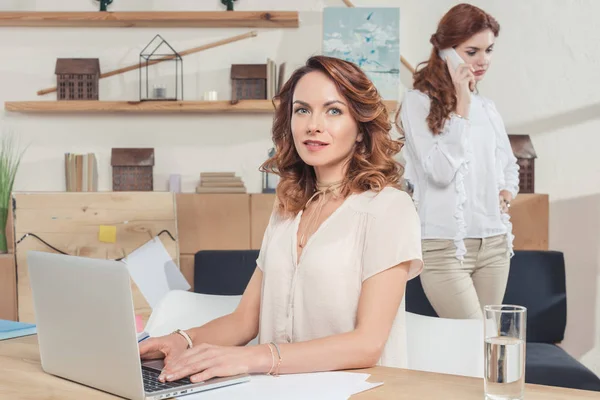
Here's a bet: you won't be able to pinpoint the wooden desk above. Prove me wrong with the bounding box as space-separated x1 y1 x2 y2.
1 336 596 399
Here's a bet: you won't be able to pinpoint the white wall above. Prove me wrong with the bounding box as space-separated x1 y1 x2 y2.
1 0 599 375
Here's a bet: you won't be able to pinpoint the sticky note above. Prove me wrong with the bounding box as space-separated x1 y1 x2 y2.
99 225 117 243
135 315 145 333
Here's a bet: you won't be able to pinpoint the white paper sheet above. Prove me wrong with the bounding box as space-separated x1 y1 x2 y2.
122 237 190 308
178 372 382 400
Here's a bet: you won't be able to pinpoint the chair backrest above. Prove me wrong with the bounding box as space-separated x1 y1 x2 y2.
194 250 259 295
145 289 259 345
503 250 566 343
406 312 484 378
144 290 242 337
405 277 438 318
405 250 567 343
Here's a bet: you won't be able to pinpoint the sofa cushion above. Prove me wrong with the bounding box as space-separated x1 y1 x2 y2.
526 343 600 391
194 250 259 295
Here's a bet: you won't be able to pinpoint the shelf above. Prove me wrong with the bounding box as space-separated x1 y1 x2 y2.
4 100 277 113
0 11 299 28
4 100 399 114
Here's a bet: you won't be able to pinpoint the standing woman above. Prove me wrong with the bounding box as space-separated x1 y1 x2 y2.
399 3 519 319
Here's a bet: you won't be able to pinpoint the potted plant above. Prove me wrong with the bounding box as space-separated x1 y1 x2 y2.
221 0 237 11
0 131 26 253
96 0 114 12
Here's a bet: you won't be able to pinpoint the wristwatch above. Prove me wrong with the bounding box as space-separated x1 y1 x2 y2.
173 329 193 349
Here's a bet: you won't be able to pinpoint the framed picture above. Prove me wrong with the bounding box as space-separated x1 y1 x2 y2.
323 7 401 100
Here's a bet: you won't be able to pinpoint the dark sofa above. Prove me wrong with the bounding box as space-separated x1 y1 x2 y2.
194 249 600 391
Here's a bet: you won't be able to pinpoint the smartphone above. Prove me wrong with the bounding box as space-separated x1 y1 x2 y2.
438 48 465 73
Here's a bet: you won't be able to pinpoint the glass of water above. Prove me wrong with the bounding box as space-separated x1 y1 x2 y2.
484 305 527 400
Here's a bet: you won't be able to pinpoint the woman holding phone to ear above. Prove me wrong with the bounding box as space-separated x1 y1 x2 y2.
399 3 519 319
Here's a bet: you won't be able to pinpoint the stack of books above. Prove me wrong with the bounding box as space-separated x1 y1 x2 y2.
267 58 286 99
196 172 246 194
65 153 98 192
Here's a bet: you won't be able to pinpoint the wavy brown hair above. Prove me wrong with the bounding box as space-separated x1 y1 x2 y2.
260 55 403 216
411 3 500 134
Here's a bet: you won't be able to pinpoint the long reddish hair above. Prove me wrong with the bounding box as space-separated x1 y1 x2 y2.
412 3 500 134
260 55 403 216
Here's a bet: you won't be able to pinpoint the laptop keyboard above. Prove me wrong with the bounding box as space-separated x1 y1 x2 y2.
142 366 193 393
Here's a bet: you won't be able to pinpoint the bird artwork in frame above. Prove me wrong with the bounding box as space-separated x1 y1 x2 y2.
323 7 401 100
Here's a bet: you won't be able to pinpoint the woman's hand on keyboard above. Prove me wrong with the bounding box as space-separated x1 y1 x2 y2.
139 333 190 364
158 343 270 383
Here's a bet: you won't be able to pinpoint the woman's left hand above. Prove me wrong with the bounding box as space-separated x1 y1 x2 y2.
158 344 269 384
499 190 513 214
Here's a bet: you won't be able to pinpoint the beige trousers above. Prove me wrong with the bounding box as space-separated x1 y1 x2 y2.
420 234 510 319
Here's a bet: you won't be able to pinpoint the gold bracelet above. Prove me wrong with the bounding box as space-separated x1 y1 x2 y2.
172 329 193 349
266 343 275 375
269 341 282 377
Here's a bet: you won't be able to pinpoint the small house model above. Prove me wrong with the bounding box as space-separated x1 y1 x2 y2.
55 58 100 100
230 64 267 101
508 134 537 194
111 148 155 192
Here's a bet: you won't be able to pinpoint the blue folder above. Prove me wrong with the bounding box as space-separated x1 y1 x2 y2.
0 319 37 340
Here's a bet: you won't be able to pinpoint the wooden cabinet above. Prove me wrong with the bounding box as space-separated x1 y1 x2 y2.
6 191 547 321
509 193 549 250
13 192 178 323
0 254 17 321
175 193 275 291
250 194 276 249
176 194 251 254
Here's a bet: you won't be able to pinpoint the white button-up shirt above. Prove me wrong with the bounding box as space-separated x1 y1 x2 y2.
400 89 519 259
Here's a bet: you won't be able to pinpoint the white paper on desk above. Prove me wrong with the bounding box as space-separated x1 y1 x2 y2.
122 237 190 308
178 372 382 400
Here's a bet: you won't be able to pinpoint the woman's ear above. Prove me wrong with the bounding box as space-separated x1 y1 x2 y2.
356 131 364 143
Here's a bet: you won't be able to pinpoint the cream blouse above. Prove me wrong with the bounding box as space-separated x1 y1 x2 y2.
256 187 423 368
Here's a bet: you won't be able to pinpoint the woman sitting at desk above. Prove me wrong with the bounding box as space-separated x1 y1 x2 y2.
140 56 423 383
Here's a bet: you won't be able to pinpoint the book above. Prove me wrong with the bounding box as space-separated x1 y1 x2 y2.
196 186 246 194
0 320 37 341
201 181 245 188
277 62 287 94
200 176 242 183
267 58 274 100
200 172 236 178
65 152 98 192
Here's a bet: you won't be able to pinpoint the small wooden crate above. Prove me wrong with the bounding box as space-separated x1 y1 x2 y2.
111 148 154 191
231 64 267 101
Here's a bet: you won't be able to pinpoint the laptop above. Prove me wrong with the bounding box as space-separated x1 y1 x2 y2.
27 251 250 400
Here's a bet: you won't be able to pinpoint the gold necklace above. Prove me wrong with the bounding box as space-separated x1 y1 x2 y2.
298 180 344 248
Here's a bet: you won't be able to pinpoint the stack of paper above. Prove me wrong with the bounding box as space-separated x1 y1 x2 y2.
122 237 191 309
180 372 382 400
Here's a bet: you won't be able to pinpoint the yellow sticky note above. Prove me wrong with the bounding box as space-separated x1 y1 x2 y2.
99 225 117 243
